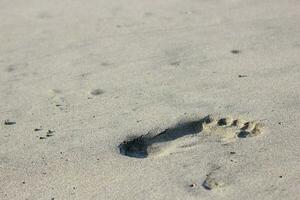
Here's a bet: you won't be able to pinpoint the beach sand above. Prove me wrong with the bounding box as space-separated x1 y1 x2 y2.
1 0 300 199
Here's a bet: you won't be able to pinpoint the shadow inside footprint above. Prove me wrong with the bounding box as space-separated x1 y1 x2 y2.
237 131 250 138
119 118 208 158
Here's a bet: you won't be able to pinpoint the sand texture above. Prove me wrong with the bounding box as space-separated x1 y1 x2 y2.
1 0 300 199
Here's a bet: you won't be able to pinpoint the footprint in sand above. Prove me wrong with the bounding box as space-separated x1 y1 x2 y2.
203 173 225 190
119 115 264 158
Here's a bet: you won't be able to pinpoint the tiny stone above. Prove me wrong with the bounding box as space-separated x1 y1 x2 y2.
90 89 104 96
47 130 55 137
170 61 181 66
231 49 241 54
47 130 55 134
4 119 16 125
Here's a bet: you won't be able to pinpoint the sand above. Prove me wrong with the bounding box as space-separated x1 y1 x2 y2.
0 0 300 199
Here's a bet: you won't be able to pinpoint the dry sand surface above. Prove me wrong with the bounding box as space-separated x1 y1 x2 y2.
1 0 300 199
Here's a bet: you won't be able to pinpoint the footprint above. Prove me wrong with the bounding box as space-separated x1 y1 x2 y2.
203 174 225 190
119 115 264 158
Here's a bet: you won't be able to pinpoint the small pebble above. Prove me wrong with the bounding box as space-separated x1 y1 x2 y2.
46 130 55 137
90 89 104 96
231 49 241 54
4 119 16 125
